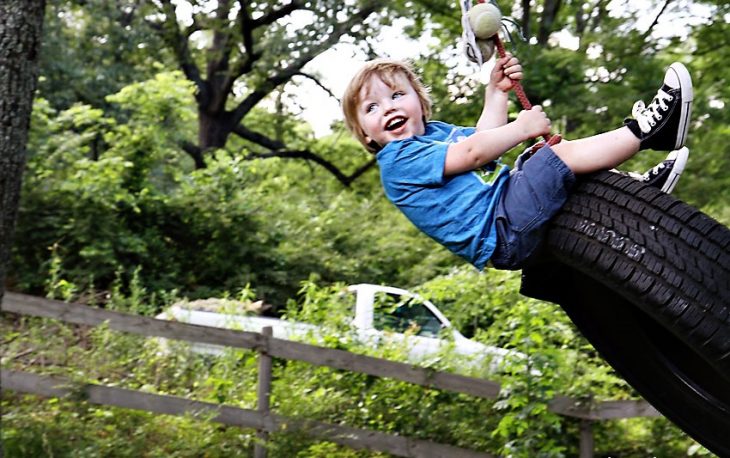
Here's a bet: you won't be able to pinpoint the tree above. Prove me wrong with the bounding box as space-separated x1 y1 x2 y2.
140 0 387 184
0 1 47 302
37 0 166 111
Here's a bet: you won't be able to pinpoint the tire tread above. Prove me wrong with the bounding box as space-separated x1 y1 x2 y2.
545 171 730 376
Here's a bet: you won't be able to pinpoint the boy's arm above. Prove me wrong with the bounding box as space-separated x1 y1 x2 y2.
444 107 550 177
476 54 521 131
476 87 509 131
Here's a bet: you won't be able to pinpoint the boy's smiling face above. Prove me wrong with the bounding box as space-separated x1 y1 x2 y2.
358 73 426 149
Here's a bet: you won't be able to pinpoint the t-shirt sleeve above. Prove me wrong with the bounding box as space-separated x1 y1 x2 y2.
388 139 448 187
460 126 476 137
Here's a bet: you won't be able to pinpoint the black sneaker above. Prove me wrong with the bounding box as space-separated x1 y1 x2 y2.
625 62 693 151
621 147 689 194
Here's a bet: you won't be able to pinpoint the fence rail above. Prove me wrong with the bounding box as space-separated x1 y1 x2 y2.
2 369 492 458
1 292 500 399
1 292 661 457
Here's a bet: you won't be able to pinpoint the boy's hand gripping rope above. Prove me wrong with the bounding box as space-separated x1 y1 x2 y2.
461 0 562 150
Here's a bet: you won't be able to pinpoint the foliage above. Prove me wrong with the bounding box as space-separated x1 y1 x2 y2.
38 0 168 111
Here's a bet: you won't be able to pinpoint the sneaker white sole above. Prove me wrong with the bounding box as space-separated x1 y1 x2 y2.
662 146 689 194
670 62 693 150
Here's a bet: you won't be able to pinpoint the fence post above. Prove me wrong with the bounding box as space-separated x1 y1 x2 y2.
254 326 273 458
579 419 594 458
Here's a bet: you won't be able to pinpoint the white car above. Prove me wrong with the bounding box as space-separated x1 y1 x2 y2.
156 283 516 372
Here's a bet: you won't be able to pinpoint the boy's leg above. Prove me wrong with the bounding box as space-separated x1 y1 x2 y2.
550 62 693 174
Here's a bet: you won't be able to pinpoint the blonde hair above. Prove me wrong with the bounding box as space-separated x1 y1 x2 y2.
342 58 432 153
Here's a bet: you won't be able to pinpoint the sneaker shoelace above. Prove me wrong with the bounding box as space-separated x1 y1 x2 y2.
643 161 670 181
623 160 670 182
632 89 674 133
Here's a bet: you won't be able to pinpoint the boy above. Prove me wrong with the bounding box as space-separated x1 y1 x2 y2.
342 56 693 270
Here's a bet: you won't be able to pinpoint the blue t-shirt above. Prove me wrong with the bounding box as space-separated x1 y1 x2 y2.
376 120 510 269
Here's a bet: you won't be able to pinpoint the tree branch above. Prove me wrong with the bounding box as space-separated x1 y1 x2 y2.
244 149 375 187
206 0 233 77
230 1 262 80
640 0 673 41
346 157 377 184
181 140 206 169
205 0 235 112
521 0 531 39
537 0 562 46
233 124 285 150
294 71 340 101
234 126 375 187
230 0 383 126
250 0 307 29
588 0 610 35
156 0 205 96
238 0 255 56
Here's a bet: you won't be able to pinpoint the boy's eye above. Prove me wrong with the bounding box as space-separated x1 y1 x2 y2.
366 103 377 113
392 91 404 99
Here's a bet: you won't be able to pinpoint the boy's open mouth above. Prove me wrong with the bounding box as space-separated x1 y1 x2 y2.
385 116 407 131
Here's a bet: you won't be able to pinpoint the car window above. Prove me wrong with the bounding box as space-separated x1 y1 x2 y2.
372 293 443 337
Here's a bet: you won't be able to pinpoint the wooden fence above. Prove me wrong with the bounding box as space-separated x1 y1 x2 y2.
1 292 660 457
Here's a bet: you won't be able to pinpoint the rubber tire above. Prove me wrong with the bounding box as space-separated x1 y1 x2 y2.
547 171 730 378
548 267 730 457
523 171 730 455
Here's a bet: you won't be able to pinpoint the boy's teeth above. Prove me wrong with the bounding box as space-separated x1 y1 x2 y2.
386 117 406 130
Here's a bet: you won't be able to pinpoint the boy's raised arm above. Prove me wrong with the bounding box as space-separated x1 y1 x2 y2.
476 54 522 131
476 87 509 131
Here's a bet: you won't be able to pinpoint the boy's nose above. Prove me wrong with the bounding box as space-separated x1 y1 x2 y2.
383 97 398 110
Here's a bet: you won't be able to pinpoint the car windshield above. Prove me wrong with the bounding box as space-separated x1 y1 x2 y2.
372 293 443 337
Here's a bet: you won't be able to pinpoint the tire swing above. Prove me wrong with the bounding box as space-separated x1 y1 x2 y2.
521 172 730 456
460 1 730 454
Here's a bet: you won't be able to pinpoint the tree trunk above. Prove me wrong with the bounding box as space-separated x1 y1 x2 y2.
521 0 531 39
0 0 46 302
197 109 235 166
537 0 562 46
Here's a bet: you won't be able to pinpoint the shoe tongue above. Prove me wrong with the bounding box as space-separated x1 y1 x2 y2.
660 82 677 93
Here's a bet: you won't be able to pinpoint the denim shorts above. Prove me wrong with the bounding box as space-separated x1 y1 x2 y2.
490 145 576 270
